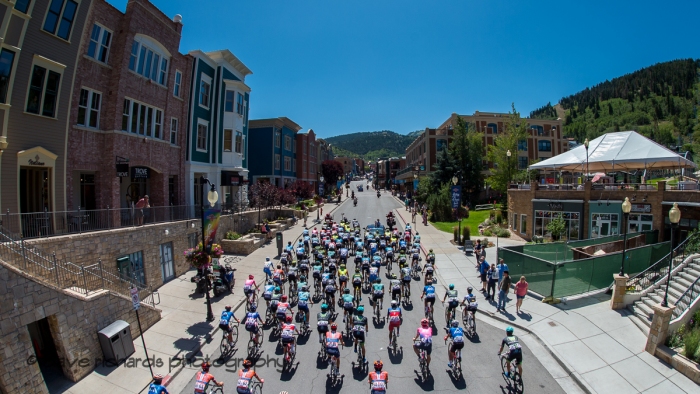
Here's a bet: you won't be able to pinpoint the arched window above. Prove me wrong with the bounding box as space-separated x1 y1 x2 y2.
128 34 170 86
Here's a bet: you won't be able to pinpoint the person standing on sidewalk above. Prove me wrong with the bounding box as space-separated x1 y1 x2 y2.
479 257 490 293
497 271 511 312
515 276 529 314
486 264 498 301
496 259 509 287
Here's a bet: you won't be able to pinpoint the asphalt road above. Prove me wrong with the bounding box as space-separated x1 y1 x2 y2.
178 181 565 394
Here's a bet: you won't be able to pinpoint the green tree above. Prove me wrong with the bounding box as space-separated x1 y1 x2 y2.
449 117 484 207
547 215 566 240
426 183 453 222
486 103 528 194
428 147 458 191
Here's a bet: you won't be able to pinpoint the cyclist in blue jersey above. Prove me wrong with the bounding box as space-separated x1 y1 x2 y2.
219 305 240 344
443 320 465 368
421 283 436 318
148 374 169 394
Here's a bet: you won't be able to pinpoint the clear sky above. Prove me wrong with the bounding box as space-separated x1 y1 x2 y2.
108 0 700 138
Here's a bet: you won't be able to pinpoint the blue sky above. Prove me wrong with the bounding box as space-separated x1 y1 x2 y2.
108 0 700 138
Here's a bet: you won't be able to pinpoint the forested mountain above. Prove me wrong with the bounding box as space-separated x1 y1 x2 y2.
326 130 422 161
530 59 700 151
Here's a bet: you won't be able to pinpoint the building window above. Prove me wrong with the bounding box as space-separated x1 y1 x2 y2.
284 157 291 171
43 0 78 41
284 136 291 151
518 139 527 151
87 24 111 63
236 93 244 115
518 156 528 170
534 211 580 240
520 214 527 234
77 88 100 128
128 38 169 85
225 90 234 112
14 0 31 13
120 98 164 139
488 123 498 134
199 78 210 108
26 65 61 118
170 118 178 145
538 140 552 151
235 131 242 153
223 129 233 152
275 131 281 148
197 122 208 151
0 49 16 103
303 161 306 174
173 70 182 97
275 154 280 170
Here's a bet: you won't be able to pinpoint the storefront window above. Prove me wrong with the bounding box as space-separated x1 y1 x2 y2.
628 214 653 234
534 210 580 240
591 213 620 238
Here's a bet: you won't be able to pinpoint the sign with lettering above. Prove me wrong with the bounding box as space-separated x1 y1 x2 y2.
548 202 563 210
631 204 652 213
130 287 140 311
116 164 129 177
130 167 150 179
450 185 461 209
27 154 45 166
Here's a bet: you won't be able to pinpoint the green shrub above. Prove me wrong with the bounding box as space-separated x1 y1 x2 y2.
482 228 493 236
494 227 511 238
684 329 700 361
453 227 460 243
496 212 502 224
462 226 471 241
225 231 241 240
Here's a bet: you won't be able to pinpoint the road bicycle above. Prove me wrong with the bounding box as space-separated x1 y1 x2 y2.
499 351 524 392
247 326 263 357
462 308 477 336
403 283 411 300
220 322 239 355
281 334 298 371
246 377 263 394
414 340 430 381
390 325 400 352
411 260 421 279
445 303 457 326
444 329 463 379
327 352 342 383
245 290 258 312
373 296 383 320
424 303 434 325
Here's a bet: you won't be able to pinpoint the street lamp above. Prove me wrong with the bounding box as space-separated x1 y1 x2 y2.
317 176 324 222
453 175 461 244
662 203 681 307
199 176 218 322
583 138 589 183
507 149 512 187
619 197 632 276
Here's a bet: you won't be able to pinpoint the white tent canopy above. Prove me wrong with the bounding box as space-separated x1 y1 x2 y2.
529 131 696 172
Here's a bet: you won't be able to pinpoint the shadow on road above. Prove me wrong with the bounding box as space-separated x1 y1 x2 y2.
413 370 434 390
387 346 403 364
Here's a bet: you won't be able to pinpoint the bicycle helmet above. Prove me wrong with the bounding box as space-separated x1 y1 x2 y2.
344 288 350 294
153 373 164 381
506 326 514 335
267 279 273 285
274 286 281 292
330 323 338 330
420 318 429 327
374 360 383 370
266 257 270 261
357 306 365 314
429 249 433 252
375 278 381 283
249 275 254 279
300 275 307 282
321 303 329 311
201 361 211 371
451 320 460 328
391 273 397 279
250 304 257 312
302 285 309 292
281 294 288 301
285 315 293 323
243 359 253 368
355 267 360 272
467 287 473 293
225 305 232 311
390 300 398 306
324 268 330 273
449 284 455 290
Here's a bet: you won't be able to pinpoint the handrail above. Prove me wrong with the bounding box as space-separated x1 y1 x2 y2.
626 234 694 292
672 272 700 320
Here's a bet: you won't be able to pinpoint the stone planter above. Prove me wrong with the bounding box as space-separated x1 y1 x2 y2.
655 345 700 384
220 235 263 255
286 218 294 227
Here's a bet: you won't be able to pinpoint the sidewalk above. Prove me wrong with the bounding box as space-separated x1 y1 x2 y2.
60 204 343 394
392 205 700 394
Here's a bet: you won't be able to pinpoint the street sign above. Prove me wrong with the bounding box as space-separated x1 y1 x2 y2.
451 185 461 209
130 287 140 310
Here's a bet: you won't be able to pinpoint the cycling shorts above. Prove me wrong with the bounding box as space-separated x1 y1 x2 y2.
298 304 309 313
326 347 340 357
388 321 401 331
425 297 435 305
219 323 233 333
353 331 366 342
415 342 433 355
450 341 465 352
508 349 523 365
281 337 295 344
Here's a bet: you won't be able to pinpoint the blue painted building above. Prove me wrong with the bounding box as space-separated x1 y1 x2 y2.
248 117 301 187
186 50 252 208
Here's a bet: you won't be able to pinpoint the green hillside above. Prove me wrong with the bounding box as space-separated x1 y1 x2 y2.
326 130 422 161
530 59 700 151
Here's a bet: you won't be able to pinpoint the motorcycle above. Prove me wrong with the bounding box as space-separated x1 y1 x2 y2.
219 264 235 292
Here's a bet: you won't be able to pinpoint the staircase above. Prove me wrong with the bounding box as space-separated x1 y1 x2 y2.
628 258 700 335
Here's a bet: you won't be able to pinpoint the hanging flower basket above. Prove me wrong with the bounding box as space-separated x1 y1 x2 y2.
184 242 223 268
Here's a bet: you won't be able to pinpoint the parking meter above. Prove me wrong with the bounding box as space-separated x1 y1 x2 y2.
276 232 283 256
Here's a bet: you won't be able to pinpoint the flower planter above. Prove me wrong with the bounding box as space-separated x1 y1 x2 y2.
221 235 265 255
655 345 700 384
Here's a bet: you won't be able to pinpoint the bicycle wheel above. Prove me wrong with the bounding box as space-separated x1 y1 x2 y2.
220 335 229 355
512 371 524 392
445 308 451 326
469 315 477 334
247 338 256 356
231 325 239 345
500 355 509 377
251 382 262 394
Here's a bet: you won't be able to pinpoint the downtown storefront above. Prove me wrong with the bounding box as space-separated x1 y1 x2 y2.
532 199 584 240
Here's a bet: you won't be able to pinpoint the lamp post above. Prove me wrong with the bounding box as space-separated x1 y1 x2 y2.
453 175 461 244
619 197 632 276
662 203 681 307
317 176 324 222
199 176 218 322
583 138 589 183
507 149 512 187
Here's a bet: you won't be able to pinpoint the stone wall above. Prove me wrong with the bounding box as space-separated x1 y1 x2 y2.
0 261 160 394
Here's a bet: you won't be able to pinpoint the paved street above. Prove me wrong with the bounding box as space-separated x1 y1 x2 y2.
175 182 565 394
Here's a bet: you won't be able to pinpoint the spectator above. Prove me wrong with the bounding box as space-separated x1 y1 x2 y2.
497 271 511 312
486 263 498 301
515 276 529 314
134 195 150 225
496 258 509 287
265 222 272 241
479 256 490 292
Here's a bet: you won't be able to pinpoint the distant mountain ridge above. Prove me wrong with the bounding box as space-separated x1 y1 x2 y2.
326 130 422 161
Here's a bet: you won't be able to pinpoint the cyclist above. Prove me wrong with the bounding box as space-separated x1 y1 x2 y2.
387 300 403 346
369 360 389 393
389 273 401 303
262 280 275 308
368 265 379 286
361 255 371 282
325 323 344 371
352 306 369 362
316 303 333 343
411 247 421 267
269 286 282 319
281 315 300 360
352 267 363 301
285 241 294 254
400 263 412 297
324 270 337 307
426 249 436 264
276 294 292 329
372 278 385 314
243 304 263 341
296 243 306 260
442 284 459 321
312 260 323 291
422 261 435 286
414 232 421 243
236 359 264 394
263 257 273 280
341 288 355 323
243 275 257 304
272 265 286 292
193 362 223 394
219 305 240 345
297 275 308 297
412 318 433 370
338 264 349 293
498 326 523 379
287 261 299 293
299 257 310 278
148 374 169 394
444 320 465 368
421 282 436 321
339 245 349 265
461 290 479 322
297 284 312 327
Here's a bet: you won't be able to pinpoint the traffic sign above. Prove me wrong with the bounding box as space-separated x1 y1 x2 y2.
131 287 140 310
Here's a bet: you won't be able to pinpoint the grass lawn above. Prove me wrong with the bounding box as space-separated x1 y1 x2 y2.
647 177 678 185
431 210 492 234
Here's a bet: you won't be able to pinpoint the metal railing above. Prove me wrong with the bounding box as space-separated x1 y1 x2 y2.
672 272 700 320
626 234 695 292
0 225 157 308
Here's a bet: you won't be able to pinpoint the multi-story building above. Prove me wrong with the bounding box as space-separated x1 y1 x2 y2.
248 117 300 187
185 49 252 209
376 157 403 189
354 158 365 175
334 156 355 176
0 0 93 218
295 128 317 189
66 0 192 212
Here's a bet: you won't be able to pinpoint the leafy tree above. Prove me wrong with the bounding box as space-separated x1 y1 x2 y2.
278 188 297 205
426 183 453 222
413 176 432 205
486 103 528 194
288 180 314 200
321 160 344 187
449 118 484 208
249 181 279 209
428 147 458 191
547 216 566 240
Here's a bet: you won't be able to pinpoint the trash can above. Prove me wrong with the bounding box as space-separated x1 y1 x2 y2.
276 232 283 257
97 320 135 363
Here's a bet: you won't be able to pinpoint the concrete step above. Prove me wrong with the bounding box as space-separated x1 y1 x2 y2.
629 314 651 336
675 276 693 289
683 267 700 280
651 289 678 306
632 302 654 325
670 281 688 295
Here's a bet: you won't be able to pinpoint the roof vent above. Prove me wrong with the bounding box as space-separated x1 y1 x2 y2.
173 14 183 24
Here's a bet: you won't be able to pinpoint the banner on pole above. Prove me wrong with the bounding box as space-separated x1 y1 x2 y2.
451 185 461 209
413 179 419 191
203 208 221 253
131 287 140 310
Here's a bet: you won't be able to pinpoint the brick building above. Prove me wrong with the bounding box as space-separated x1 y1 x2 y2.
296 128 317 189
66 0 192 211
